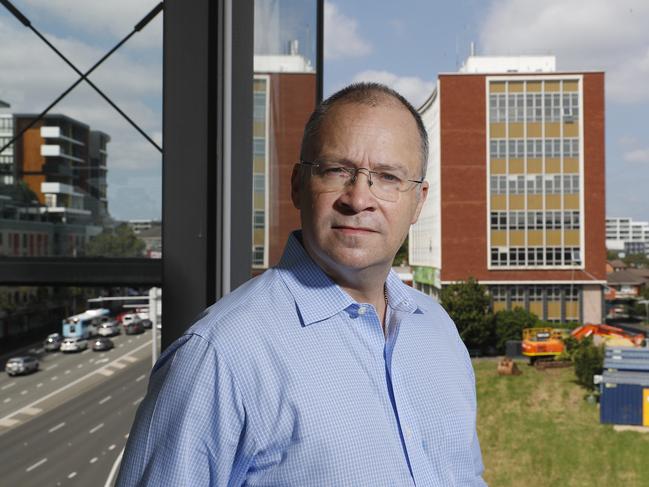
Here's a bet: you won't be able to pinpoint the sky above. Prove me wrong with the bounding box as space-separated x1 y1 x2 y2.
1 0 648 221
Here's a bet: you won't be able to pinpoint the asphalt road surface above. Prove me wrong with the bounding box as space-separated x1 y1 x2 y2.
0 329 158 486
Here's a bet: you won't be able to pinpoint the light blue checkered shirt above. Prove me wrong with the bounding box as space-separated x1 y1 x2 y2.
117 232 486 486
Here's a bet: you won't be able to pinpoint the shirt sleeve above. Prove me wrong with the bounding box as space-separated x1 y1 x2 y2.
115 333 257 487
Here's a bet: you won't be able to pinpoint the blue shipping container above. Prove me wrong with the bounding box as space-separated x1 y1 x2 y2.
600 371 649 426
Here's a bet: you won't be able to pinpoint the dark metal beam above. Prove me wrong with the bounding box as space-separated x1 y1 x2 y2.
0 258 161 286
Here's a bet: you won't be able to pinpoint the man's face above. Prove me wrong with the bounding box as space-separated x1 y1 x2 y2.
292 101 429 278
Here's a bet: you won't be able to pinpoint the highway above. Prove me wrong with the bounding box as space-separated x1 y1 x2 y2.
0 329 158 486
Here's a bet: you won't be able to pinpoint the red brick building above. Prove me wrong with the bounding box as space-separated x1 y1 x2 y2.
411 56 606 324
252 55 316 271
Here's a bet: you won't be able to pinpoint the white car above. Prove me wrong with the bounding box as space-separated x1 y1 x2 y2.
60 337 88 353
97 321 120 337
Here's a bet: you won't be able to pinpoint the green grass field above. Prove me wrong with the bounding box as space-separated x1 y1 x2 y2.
474 359 649 486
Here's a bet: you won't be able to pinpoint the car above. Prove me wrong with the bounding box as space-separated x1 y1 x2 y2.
140 319 152 329
60 337 88 353
43 333 63 352
121 313 139 326
124 321 145 335
92 337 115 351
6 356 39 376
97 321 120 337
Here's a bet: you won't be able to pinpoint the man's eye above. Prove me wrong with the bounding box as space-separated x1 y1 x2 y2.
321 166 347 175
377 172 401 183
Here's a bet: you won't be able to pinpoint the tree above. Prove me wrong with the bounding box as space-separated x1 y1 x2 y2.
623 253 649 269
493 307 539 354
606 250 620 261
393 237 408 266
85 224 146 257
572 337 604 391
440 278 494 351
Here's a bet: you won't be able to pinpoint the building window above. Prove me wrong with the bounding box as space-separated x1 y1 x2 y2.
490 212 507 230
253 210 265 229
253 137 265 156
252 245 264 266
253 174 265 193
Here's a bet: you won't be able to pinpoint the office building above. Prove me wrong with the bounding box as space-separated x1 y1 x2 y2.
0 100 14 185
606 217 649 255
410 55 606 323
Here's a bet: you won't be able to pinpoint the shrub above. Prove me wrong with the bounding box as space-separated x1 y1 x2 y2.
493 307 539 354
572 337 604 391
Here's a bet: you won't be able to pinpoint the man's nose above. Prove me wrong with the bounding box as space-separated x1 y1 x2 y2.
338 169 376 211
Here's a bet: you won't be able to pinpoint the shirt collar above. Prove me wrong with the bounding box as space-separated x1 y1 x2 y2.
277 231 418 326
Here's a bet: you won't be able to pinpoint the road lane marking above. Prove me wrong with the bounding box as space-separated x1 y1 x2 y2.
136 374 146 382
89 423 104 434
133 397 143 406
96 358 109 364
26 457 47 472
112 362 126 369
22 407 42 416
98 369 114 376
109 444 116 451
119 344 124 348
77 364 83 368
64 370 71 375
21 390 28 395
128 340 133 344
45 364 59 371
68 471 77 479
36 383 43 388
1 382 15 390
104 448 125 487
90 457 98 464
0 340 153 429
49 422 66 433
3 398 11 404
51 376 58 381
99 396 112 405
123 356 137 363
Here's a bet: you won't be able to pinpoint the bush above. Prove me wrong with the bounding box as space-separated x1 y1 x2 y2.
440 278 494 351
572 337 604 391
493 307 539 354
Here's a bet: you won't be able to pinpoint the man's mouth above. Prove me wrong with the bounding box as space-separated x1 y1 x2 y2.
331 225 378 234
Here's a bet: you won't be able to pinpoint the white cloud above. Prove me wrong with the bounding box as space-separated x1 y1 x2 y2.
479 0 649 102
0 10 162 220
624 148 649 163
351 70 435 108
19 0 162 49
325 1 371 60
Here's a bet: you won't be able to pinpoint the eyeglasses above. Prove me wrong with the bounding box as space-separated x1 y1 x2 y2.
299 160 424 202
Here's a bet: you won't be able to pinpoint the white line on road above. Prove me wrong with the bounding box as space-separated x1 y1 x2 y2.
123 356 138 363
136 374 146 382
119 344 124 348
36 383 43 388
45 364 59 371
51 376 58 381
104 448 125 487
77 364 83 368
89 423 104 434
26 457 47 472
21 390 28 395
133 397 143 406
0 417 19 427
68 471 77 479
64 370 71 375
112 362 126 369
49 422 65 433
99 396 112 405
22 407 42 416
98 369 114 376
1 382 15 390
3 398 11 404
90 457 98 464
109 444 116 451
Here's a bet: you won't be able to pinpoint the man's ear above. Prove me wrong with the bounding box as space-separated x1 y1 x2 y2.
411 180 429 224
291 163 302 210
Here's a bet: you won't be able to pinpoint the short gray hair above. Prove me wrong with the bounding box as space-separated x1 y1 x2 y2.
300 82 429 179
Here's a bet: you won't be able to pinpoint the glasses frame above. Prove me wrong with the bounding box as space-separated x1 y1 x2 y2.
298 160 424 201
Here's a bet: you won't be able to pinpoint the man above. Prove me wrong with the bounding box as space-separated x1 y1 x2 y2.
116 83 486 486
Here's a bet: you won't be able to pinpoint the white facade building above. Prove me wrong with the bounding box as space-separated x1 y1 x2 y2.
606 217 649 254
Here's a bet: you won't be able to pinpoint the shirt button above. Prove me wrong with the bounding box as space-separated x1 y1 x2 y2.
358 306 366 315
